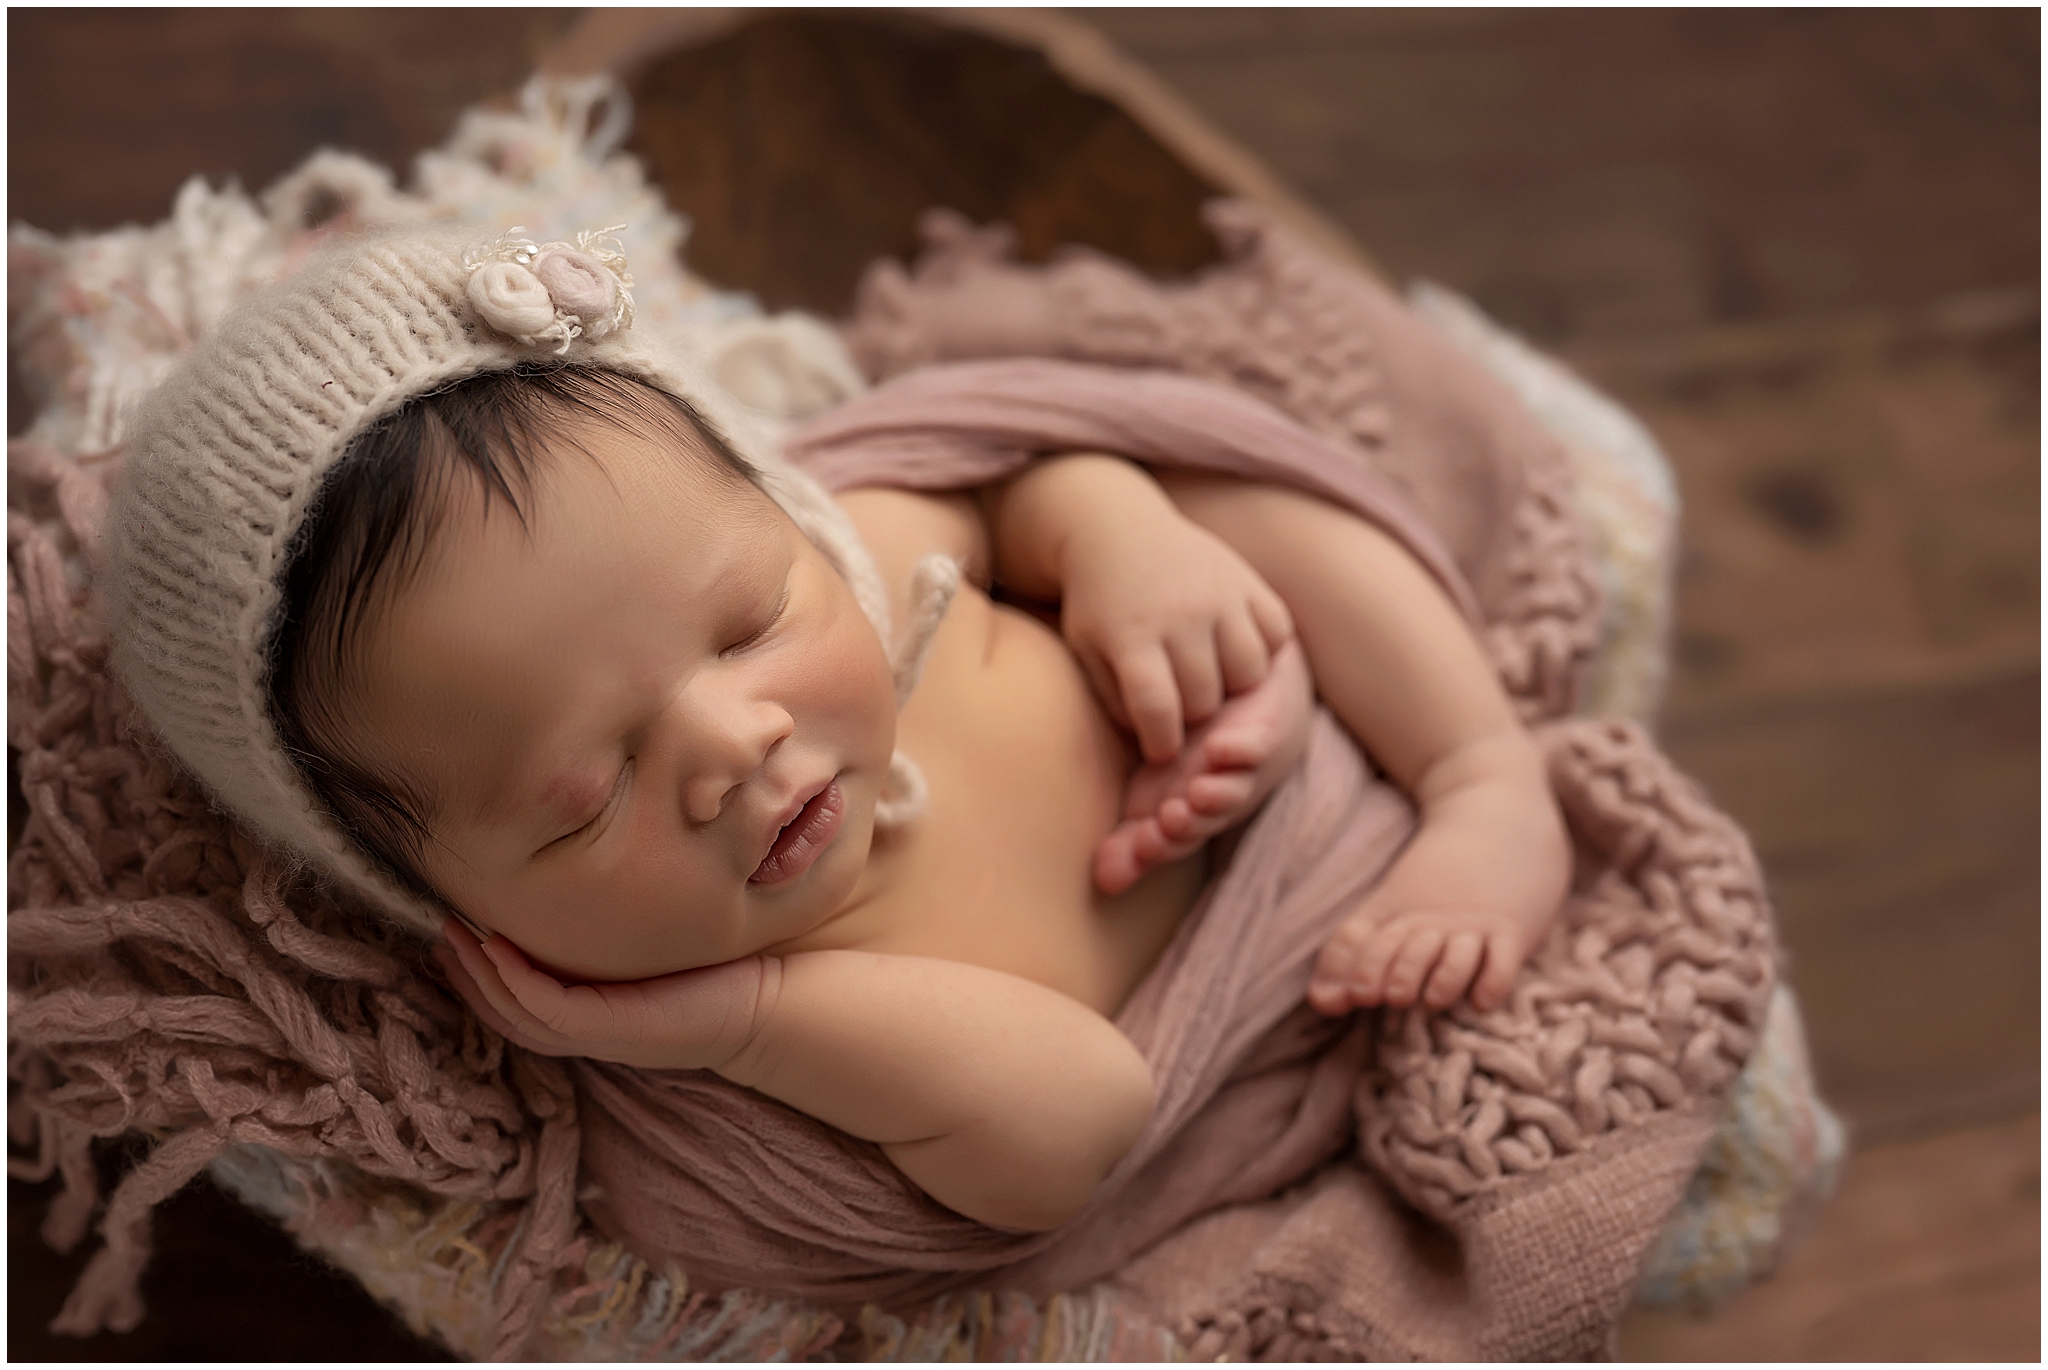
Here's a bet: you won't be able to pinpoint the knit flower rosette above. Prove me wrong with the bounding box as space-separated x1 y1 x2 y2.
462 225 636 353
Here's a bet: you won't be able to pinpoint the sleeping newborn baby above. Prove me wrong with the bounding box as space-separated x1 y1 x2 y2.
108 229 1567 1236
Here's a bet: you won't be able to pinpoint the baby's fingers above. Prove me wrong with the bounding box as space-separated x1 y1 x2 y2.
1094 807 1210 894
440 925 574 1055
1215 612 1272 697
1166 632 1224 726
1152 796 1197 844
1112 645 1186 763
1472 934 1522 1012
1137 802 1212 870
1376 927 1447 1007
1250 583 1294 651
1422 933 1484 1009
1076 647 1132 733
475 934 594 1041
1313 920 1401 1010
434 936 517 1034
1094 828 1142 895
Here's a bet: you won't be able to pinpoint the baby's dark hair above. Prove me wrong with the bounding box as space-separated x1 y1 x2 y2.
266 363 757 910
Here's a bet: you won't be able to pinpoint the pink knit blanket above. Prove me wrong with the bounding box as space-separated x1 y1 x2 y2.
568 205 1778 1358
8 202 1774 1360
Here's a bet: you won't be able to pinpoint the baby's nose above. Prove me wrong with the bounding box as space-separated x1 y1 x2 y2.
680 696 792 824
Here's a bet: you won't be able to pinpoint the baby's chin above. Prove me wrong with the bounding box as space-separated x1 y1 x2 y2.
741 786 882 958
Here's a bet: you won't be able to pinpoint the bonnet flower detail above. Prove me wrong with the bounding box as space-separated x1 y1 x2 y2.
532 249 619 326
463 225 636 352
467 260 559 337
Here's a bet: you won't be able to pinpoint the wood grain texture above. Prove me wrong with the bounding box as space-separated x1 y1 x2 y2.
1083 8 2040 344
1619 1112 2041 1361
1081 9 2039 348
1663 669 2039 1139
622 11 1224 315
6 9 576 235
1564 295 2039 714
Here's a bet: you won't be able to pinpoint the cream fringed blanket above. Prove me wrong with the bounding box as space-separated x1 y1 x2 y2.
7 93 1781 1356
565 206 1777 1358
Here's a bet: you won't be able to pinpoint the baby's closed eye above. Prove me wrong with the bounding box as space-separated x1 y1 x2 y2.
541 761 632 853
720 583 791 657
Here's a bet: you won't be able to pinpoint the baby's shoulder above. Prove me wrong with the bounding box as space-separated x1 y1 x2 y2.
835 485 994 626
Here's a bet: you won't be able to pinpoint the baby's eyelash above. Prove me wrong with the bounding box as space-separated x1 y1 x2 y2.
723 584 791 656
546 763 632 849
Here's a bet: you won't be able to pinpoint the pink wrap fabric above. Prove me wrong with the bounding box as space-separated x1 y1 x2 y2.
567 204 1778 1358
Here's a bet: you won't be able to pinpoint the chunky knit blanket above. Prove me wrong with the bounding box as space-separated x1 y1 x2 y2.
9 77 1829 1361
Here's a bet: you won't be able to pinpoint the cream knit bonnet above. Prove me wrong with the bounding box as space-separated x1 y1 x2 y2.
106 226 950 938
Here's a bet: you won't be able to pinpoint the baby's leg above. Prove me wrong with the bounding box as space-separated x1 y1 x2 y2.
1151 473 1570 1013
1094 639 1312 894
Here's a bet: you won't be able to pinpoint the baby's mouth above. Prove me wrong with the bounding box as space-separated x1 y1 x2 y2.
749 780 844 886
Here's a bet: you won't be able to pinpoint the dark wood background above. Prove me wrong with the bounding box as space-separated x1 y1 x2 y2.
9 8 2037 1361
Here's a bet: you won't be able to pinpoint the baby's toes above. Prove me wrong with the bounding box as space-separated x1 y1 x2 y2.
1308 932 1365 1014
1093 822 1154 894
1184 771 1256 818
1132 810 1200 865
1422 932 1484 1008
1202 724 1275 773
1119 762 1181 823
1138 802 1212 868
1154 797 1197 842
1377 928 1447 1008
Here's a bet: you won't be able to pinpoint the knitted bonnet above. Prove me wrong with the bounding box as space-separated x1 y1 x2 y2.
106 226 948 938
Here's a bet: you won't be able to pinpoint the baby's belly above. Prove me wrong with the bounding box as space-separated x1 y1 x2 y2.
798 587 1203 1017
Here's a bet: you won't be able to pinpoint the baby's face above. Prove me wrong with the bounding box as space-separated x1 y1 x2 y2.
346 418 898 981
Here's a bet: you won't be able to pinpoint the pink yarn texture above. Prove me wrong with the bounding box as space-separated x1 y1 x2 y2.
533 249 621 326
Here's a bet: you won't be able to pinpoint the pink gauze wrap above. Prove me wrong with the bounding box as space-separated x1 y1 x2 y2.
567 203 1777 1360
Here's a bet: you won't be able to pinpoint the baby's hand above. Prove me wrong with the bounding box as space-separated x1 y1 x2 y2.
1061 506 1294 765
1307 757 1569 1015
434 920 768 1071
1095 639 1313 894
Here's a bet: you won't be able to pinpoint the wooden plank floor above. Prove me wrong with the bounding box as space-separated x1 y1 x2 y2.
1618 1111 2040 1362
9 8 2039 1362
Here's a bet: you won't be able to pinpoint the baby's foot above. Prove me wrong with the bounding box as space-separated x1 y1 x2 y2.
1307 761 1569 1015
1094 640 1312 895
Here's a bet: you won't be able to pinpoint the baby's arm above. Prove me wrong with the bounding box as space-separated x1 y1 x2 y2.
979 455 1311 890
439 925 1152 1231
1154 474 1570 1014
980 454 1294 763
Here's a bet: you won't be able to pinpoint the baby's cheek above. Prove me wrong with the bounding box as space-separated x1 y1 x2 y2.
830 619 899 753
